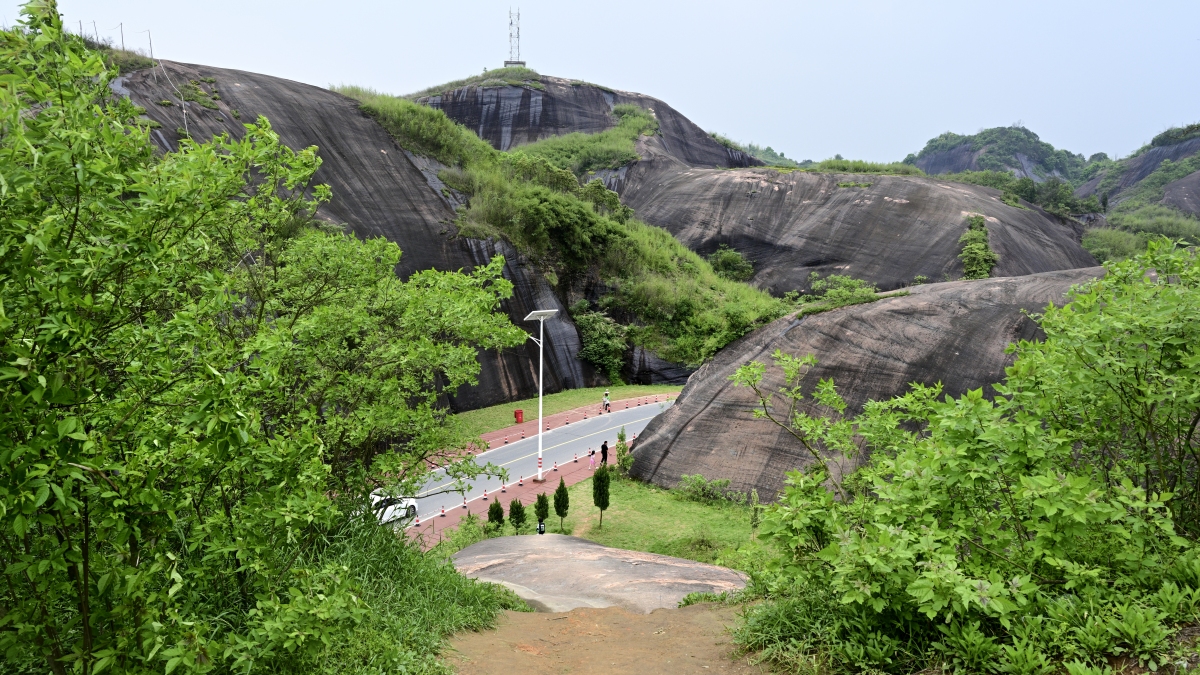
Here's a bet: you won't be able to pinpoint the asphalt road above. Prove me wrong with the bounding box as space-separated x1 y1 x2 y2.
413 400 674 516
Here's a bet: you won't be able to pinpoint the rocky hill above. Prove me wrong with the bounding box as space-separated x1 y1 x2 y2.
1075 135 1200 217
905 126 1092 182
116 61 604 410
630 266 1104 499
416 72 760 169
604 136 1096 293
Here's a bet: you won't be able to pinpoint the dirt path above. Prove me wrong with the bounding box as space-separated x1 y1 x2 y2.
448 603 766 675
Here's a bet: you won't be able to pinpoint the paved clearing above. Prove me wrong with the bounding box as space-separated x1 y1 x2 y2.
448 603 767 675
452 534 746 613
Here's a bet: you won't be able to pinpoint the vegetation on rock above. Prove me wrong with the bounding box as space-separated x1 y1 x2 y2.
731 242 1200 673
404 65 543 99
520 103 658 177
336 86 786 366
706 244 755 282
907 126 1089 180
959 214 999 279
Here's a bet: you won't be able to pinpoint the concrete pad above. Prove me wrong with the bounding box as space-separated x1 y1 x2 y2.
452 535 746 614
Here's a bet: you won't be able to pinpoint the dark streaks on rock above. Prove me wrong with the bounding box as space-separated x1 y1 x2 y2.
630 267 1105 500
119 62 602 411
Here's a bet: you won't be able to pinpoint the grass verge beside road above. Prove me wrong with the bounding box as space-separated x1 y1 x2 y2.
453 384 681 438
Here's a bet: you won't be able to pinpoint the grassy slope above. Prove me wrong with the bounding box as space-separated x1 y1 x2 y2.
403 66 543 99
558 477 760 567
519 103 657 177
333 86 786 367
453 384 681 438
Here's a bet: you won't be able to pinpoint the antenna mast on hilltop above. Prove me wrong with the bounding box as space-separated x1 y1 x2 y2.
505 8 525 67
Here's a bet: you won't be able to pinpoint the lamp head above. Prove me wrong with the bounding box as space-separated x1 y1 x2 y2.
523 309 558 321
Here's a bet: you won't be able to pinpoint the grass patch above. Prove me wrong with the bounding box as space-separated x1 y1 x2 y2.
452 384 680 438
812 158 923 175
307 514 529 673
836 181 871 188
519 103 657 176
335 86 788 366
558 476 763 568
405 66 543 99
81 35 155 73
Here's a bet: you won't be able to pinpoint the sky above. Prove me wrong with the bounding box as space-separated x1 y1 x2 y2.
24 0 1200 162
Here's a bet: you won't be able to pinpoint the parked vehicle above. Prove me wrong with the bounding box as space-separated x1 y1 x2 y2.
371 491 418 525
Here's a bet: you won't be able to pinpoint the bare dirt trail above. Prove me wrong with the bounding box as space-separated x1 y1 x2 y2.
448 604 766 675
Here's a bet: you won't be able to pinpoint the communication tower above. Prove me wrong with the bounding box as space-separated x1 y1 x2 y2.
504 8 525 67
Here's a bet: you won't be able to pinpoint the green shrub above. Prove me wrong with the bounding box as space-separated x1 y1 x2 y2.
405 66 542 99
570 301 627 383
614 426 634 475
731 243 1200 673
706 244 754 281
1081 227 1146 263
959 214 998 279
675 474 746 505
1151 122 1200 148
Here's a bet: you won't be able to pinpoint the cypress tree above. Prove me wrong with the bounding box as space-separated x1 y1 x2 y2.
535 492 550 524
487 499 504 530
593 465 611 528
553 477 570 532
508 498 527 532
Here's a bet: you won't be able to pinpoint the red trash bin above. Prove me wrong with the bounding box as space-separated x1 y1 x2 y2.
514 409 524 424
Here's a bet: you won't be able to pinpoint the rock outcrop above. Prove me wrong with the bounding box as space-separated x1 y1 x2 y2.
1075 137 1200 203
1163 170 1200 216
118 62 603 410
607 138 1097 294
629 267 1105 500
417 75 760 168
452 535 746 613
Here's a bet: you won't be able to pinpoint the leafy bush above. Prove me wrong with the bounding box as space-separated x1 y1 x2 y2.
959 214 998 279
731 243 1200 673
675 474 746 505
786 273 883 315
0 10 525 672
706 244 755 281
570 301 627 383
614 426 634 475
336 86 786 366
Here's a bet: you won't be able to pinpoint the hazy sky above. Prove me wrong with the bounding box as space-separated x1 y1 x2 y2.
26 0 1200 162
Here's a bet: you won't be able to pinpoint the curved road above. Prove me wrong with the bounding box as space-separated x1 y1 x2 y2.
413 400 673 517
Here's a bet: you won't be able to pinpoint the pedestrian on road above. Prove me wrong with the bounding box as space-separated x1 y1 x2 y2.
603 390 611 413
600 440 609 466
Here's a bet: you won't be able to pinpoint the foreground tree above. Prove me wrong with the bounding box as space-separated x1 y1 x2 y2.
732 241 1200 673
0 4 524 672
508 498 528 532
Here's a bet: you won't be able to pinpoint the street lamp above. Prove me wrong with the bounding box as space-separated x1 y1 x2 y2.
524 309 558 481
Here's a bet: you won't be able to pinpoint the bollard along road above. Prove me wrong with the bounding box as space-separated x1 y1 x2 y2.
411 399 674 519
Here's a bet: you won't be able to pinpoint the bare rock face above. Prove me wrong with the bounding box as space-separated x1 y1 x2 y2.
417 76 760 168
630 267 1105 500
1076 137 1200 201
608 141 1096 294
118 62 602 410
1162 170 1200 216
453 535 746 613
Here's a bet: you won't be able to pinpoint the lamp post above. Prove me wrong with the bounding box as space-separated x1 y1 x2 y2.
524 309 558 481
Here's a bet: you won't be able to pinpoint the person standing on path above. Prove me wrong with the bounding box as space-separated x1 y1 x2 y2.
600 440 609 466
588 447 596 469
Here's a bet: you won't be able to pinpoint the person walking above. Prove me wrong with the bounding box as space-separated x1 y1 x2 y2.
603 390 611 414
600 440 609 466
588 447 596 469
